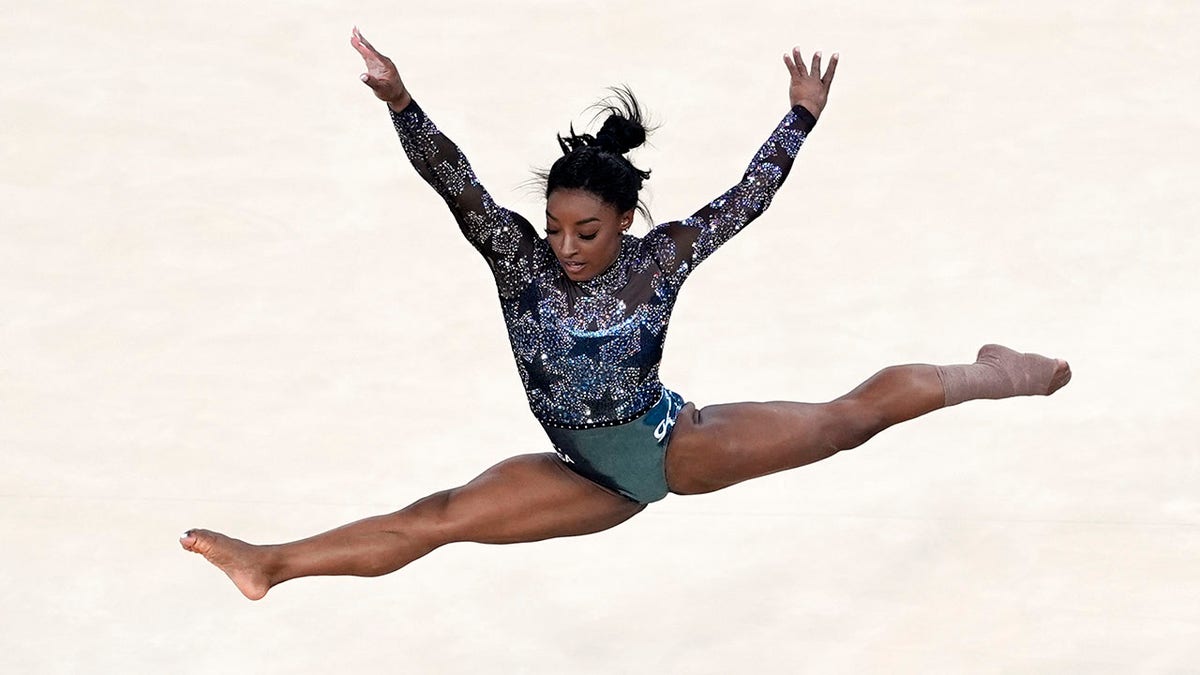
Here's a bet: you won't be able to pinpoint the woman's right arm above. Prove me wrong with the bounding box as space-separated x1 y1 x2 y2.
352 28 537 294
387 100 531 256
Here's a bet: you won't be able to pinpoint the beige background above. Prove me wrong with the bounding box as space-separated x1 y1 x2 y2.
3 0 1198 672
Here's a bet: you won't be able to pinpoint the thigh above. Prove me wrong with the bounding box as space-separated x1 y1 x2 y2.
664 400 853 495
437 453 646 545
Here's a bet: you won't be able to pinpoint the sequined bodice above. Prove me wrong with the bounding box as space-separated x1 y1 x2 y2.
391 101 815 427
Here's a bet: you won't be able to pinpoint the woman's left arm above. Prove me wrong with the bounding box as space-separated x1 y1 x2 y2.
652 49 838 274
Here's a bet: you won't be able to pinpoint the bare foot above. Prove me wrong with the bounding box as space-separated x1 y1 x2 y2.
180 529 274 601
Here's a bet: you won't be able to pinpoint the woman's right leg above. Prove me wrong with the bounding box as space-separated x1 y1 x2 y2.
181 453 644 600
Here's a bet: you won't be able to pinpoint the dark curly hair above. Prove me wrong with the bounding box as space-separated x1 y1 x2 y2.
538 86 656 223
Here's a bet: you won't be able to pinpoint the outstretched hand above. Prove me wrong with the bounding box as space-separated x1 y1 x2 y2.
351 27 412 112
783 48 838 119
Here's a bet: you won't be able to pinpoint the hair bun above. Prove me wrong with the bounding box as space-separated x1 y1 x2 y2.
595 115 646 155
587 85 652 155
555 86 653 157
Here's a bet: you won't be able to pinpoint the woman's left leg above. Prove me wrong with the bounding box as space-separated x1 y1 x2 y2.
665 345 1070 495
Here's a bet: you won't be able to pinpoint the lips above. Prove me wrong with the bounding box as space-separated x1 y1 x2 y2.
561 260 586 274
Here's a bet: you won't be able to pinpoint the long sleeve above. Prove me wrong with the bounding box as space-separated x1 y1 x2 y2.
647 105 817 280
390 101 539 297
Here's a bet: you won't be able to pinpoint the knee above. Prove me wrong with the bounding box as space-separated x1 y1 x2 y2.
391 490 457 549
824 399 887 451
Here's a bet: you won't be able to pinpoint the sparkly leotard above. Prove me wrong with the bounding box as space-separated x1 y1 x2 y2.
390 101 815 500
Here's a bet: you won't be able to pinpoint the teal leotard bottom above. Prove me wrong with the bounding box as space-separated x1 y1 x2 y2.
542 388 685 504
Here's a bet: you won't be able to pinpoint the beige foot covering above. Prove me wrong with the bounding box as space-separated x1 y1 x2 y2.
936 344 1061 407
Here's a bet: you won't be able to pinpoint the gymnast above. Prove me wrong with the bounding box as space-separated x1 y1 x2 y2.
182 28 1071 600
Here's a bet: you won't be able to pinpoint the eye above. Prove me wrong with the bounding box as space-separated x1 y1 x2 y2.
544 228 560 236
579 233 597 241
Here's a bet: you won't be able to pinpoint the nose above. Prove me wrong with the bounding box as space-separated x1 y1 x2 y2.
560 235 579 257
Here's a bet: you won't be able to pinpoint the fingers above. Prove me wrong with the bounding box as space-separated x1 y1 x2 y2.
351 26 389 90
359 32 377 53
352 26 373 51
791 47 808 77
823 52 839 86
785 47 840 85
350 33 370 57
782 52 800 79
350 26 381 60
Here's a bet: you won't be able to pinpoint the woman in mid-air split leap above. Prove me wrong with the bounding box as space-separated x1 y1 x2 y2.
182 28 1071 600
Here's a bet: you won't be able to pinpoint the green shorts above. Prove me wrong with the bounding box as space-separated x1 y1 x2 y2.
542 388 686 504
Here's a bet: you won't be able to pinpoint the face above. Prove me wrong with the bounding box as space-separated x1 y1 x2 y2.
544 188 634 282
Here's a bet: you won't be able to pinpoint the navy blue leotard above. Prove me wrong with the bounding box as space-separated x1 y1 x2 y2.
391 100 816 500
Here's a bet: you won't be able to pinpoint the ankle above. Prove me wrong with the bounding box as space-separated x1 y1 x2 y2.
255 544 288 586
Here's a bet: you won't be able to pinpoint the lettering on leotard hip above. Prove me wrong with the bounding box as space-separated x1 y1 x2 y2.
654 418 670 442
553 446 575 464
653 394 680 443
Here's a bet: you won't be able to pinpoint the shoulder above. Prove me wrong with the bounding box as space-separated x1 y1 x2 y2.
634 222 695 274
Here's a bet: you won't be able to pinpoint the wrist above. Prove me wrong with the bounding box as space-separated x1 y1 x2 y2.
387 92 413 113
791 99 822 119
